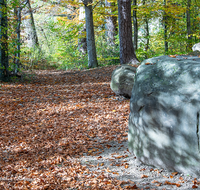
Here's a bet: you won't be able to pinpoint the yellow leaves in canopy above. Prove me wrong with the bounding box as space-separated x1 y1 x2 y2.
106 0 117 3
61 0 80 6
23 15 31 20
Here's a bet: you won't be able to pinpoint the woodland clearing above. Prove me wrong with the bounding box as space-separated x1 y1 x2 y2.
0 65 199 189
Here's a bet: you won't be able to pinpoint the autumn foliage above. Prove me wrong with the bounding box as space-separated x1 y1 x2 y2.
1 66 200 189
0 66 131 189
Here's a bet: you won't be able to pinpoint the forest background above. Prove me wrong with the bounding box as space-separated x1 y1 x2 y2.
0 0 200 79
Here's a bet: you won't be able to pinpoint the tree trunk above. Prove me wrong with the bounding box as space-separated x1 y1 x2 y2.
22 0 39 49
105 0 117 46
186 0 192 50
144 19 149 50
143 0 149 58
78 2 87 54
132 0 138 51
14 6 21 74
84 0 98 68
0 0 9 81
193 0 199 44
118 0 139 64
163 0 168 54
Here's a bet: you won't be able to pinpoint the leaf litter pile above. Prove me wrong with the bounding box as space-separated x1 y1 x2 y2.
0 65 199 189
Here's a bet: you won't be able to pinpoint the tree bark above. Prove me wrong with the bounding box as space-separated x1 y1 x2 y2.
163 0 168 54
132 0 138 51
78 2 87 54
143 0 149 58
186 0 192 50
0 0 9 81
22 0 39 49
118 0 139 64
105 0 117 46
84 0 98 68
14 7 21 74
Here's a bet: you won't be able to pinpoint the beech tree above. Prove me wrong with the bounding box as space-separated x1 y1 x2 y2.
22 0 39 49
118 0 139 64
14 5 21 74
105 0 117 46
0 0 9 81
142 0 149 58
132 0 138 51
83 0 98 68
78 1 87 54
163 0 168 54
186 0 192 50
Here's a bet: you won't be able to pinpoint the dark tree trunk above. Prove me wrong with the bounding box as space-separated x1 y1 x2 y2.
0 0 9 81
186 0 192 50
84 0 98 68
105 0 117 46
163 0 168 54
118 0 139 64
144 19 149 51
132 0 138 51
14 7 21 74
22 0 39 49
193 0 199 44
143 0 149 58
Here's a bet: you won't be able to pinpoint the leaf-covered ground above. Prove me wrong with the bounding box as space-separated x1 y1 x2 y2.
0 66 199 189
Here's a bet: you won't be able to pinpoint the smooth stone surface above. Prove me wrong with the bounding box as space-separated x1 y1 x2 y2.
192 42 200 51
110 65 136 98
128 55 200 175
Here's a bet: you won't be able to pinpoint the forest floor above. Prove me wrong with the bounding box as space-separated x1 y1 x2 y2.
0 65 199 189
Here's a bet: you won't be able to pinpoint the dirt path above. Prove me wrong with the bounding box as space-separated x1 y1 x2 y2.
79 140 197 189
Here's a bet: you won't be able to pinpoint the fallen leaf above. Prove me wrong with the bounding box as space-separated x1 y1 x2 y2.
169 55 177 58
156 183 162 186
179 177 183 180
192 185 198 188
141 174 148 178
125 165 129 169
112 172 119 175
152 180 159 183
171 172 178 176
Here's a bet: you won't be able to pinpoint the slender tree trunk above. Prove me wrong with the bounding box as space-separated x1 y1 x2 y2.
14 7 21 74
22 0 39 49
193 0 199 44
143 0 149 58
0 0 9 81
144 19 149 51
105 0 117 46
118 0 139 64
132 0 138 51
163 0 168 54
84 0 98 68
78 2 87 54
186 0 192 50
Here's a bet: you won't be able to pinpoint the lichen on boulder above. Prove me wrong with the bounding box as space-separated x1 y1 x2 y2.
128 55 200 175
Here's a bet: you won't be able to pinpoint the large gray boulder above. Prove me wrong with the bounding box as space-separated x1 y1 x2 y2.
110 65 137 98
128 55 200 175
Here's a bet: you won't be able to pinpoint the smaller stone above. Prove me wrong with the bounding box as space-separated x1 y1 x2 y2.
110 65 137 98
192 42 200 51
